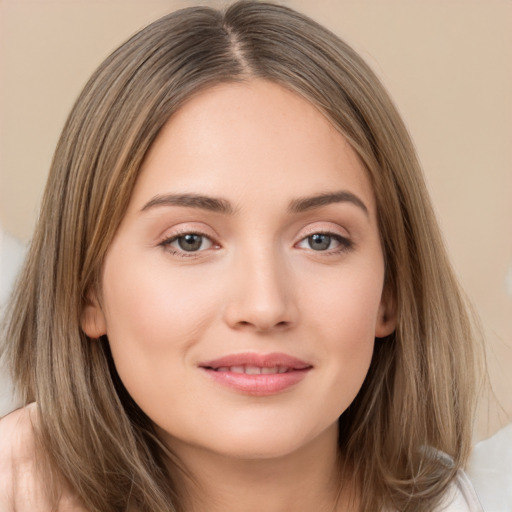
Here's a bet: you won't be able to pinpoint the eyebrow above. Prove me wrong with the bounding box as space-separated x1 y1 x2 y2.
141 190 368 216
288 191 369 216
141 193 236 215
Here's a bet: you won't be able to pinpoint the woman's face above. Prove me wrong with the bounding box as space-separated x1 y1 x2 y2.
82 79 395 461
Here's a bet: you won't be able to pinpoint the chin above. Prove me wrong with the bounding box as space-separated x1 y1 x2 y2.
167 418 338 463
217 434 307 460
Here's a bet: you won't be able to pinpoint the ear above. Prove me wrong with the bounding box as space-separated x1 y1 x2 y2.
81 289 107 339
375 286 397 339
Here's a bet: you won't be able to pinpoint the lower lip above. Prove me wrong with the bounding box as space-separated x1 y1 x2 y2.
201 368 311 396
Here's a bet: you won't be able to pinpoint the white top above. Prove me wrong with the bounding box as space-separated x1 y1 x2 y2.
435 470 484 511
467 422 512 511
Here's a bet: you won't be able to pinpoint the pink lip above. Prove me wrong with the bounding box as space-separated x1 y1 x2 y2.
199 352 312 396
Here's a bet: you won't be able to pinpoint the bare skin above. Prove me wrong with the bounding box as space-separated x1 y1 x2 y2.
166 422 359 512
0 405 88 512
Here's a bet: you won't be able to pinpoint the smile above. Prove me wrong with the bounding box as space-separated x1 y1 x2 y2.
215 366 293 374
199 352 313 396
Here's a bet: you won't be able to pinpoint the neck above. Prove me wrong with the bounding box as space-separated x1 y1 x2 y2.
165 424 358 512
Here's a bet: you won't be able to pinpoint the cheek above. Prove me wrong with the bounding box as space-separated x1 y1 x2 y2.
103 254 222 345
100 256 222 407
301 262 383 397
302 259 384 342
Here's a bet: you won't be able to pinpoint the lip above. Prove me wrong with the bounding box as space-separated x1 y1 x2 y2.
199 352 312 396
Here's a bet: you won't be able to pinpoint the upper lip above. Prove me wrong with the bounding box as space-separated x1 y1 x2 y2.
199 352 312 371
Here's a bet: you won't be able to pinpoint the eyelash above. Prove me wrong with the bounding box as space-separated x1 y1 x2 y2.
296 231 353 254
159 230 353 259
159 230 218 258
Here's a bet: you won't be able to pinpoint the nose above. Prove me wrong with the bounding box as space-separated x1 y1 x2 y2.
222 248 298 333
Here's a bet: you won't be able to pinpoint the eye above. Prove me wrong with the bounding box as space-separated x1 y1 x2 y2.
163 233 214 253
296 232 351 252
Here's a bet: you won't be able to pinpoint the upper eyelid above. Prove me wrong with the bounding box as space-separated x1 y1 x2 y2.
159 232 218 259
156 215 353 240
161 232 218 250
293 222 354 254
295 223 351 240
295 231 352 248
158 223 218 242
158 223 351 242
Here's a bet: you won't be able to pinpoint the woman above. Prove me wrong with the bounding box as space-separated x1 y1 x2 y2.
0 2 483 511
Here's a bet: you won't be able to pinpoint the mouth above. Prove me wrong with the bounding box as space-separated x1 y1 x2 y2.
199 352 312 396
213 365 297 374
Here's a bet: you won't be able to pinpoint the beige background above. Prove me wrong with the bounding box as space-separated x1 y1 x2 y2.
0 0 511 441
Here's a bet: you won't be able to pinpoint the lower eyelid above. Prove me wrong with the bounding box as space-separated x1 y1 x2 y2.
295 233 353 252
159 231 217 252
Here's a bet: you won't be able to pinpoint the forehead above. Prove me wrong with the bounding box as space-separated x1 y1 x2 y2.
129 79 376 217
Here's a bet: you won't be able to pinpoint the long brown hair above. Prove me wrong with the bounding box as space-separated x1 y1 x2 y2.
1 2 481 511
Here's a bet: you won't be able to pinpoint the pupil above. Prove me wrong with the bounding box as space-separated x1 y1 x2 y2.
309 234 331 251
178 234 202 251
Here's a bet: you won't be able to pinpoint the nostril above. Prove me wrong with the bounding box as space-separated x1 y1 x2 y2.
233 319 290 331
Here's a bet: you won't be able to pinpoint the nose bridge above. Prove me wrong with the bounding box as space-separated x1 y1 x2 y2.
223 240 296 331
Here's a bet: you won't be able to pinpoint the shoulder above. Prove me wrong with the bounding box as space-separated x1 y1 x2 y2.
435 470 484 512
0 403 42 510
0 403 39 459
0 404 55 510
0 404 88 512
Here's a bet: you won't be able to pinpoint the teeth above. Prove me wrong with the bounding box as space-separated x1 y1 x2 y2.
214 366 291 374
